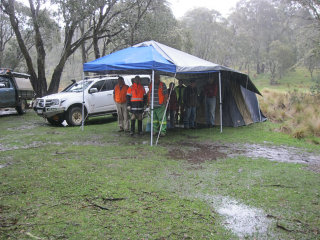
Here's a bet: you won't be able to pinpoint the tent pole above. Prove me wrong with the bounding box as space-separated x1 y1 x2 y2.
219 71 222 133
257 96 262 122
81 71 85 131
150 70 155 146
156 79 174 146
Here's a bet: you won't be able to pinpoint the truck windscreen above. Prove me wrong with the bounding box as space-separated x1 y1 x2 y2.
65 80 93 92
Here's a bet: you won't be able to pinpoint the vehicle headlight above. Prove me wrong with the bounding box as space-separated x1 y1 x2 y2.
51 99 60 106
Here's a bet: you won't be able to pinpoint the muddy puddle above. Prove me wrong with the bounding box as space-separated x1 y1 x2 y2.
0 141 62 152
7 125 37 131
0 163 10 168
168 141 320 170
198 194 273 239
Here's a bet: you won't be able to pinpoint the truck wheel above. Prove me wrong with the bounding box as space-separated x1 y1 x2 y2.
47 116 64 126
16 100 26 115
66 106 84 126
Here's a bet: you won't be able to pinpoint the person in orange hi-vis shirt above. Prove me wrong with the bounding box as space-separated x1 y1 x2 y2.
148 74 168 136
113 76 129 132
126 76 147 136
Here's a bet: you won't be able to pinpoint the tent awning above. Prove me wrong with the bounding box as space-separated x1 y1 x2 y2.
83 44 176 73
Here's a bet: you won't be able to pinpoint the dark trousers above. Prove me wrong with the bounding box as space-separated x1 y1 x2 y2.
131 119 143 134
168 110 175 129
184 107 196 128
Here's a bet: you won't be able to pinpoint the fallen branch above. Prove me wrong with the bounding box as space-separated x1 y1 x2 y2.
26 232 42 240
261 184 296 188
102 197 126 202
90 203 109 211
86 198 109 210
1 221 65 228
276 222 294 232
266 214 278 219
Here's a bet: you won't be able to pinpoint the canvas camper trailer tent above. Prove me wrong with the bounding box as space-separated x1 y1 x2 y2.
187 71 266 127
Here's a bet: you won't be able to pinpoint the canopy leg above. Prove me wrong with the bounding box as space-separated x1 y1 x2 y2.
150 70 155 146
219 71 222 133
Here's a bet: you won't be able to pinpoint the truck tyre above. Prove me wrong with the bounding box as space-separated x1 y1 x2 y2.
16 100 26 115
47 116 64 126
66 106 84 126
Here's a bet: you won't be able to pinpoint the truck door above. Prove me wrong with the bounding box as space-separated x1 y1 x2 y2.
0 77 16 108
87 80 115 113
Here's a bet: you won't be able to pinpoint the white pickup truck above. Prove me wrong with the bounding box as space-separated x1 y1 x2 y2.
33 75 150 126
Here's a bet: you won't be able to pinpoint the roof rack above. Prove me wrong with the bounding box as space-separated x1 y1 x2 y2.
0 68 30 78
0 68 12 75
12 72 31 78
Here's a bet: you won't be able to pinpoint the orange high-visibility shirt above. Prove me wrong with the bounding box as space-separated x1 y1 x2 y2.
114 84 129 103
127 83 145 102
148 82 165 105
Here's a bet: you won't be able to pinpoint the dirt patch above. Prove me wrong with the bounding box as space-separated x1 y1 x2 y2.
167 141 320 169
168 142 227 164
305 164 320 173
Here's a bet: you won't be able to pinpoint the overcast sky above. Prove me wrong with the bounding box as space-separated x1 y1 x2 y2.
17 0 240 19
168 0 240 18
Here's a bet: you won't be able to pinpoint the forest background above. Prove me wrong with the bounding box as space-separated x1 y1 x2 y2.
0 0 320 139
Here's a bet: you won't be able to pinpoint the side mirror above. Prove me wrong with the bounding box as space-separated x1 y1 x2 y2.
89 88 98 94
0 83 6 88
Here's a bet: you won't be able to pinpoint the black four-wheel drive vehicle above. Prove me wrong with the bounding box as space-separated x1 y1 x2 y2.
0 69 34 114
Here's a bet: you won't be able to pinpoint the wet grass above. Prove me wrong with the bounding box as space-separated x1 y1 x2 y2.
0 111 320 239
202 157 320 239
251 67 319 92
162 122 320 152
0 112 232 239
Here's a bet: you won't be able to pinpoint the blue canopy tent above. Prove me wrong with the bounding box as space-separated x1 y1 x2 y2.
83 43 177 73
83 40 265 145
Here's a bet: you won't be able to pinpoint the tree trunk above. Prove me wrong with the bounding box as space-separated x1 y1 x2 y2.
261 63 265 73
48 27 75 94
92 15 100 59
79 22 89 76
29 0 48 96
238 62 243 71
48 63 64 94
2 0 43 96
93 33 100 59
256 62 261 74
0 49 3 67
80 25 87 65
269 61 277 85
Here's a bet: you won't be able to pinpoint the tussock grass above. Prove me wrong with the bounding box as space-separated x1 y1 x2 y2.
259 89 320 139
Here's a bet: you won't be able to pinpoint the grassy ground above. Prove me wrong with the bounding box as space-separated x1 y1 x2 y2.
251 67 319 92
0 111 319 239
